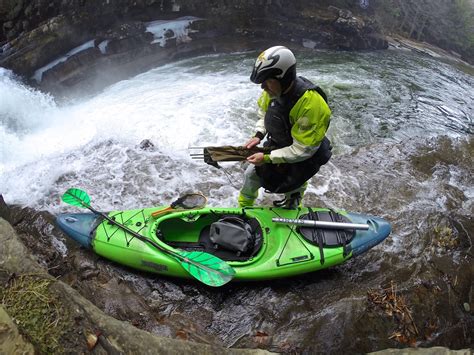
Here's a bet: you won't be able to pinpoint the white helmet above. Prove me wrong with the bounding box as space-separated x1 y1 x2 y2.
250 46 296 86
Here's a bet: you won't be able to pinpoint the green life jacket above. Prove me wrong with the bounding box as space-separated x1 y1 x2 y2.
256 77 332 193
264 76 328 149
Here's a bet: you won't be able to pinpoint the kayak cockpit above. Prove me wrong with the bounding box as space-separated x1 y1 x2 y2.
155 211 264 262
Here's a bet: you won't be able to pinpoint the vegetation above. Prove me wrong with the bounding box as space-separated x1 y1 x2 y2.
297 0 474 62
0 274 72 354
371 0 474 62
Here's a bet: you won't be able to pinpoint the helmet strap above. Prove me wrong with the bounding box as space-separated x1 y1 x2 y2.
278 65 296 93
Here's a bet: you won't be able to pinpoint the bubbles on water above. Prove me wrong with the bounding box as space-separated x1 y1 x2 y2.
0 68 57 134
51 236 68 256
1 50 473 215
300 50 473 147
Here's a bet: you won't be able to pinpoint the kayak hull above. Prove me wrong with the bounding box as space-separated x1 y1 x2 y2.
56 206 391 281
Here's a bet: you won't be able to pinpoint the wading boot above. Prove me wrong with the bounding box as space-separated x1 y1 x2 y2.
238 193 256 208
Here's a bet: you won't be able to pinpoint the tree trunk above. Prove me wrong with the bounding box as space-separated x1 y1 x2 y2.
416 15 429 41
408 12 420 38
397 0 412 34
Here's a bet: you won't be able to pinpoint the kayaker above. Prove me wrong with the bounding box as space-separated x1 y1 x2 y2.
238 46 332 208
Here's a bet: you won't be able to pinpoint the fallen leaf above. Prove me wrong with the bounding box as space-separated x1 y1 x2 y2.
86 333 99 351
254 331 270 346
176 329 188 340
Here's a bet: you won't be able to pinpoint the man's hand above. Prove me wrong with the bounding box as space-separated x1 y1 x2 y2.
247 152 264 165
245 137 261 149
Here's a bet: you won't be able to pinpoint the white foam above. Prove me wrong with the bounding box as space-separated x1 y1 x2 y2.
51 236 68 256
145 16 202 47
1 54 259 209
1 51 472 214
302 39 317 49
98 40 109 54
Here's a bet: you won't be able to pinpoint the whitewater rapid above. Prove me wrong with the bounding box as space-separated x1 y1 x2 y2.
0 50 472 213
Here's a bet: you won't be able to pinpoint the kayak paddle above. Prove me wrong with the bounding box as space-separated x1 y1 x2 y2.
61 188 235 287
151 193 207 218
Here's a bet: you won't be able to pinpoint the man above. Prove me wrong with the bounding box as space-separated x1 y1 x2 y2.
238 45 332 208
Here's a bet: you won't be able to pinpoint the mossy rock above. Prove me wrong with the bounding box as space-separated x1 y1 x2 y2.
0 274 73 353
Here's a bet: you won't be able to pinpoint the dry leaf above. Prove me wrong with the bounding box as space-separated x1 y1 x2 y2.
254 331 270 346
176 329 188 340
86 333 99 351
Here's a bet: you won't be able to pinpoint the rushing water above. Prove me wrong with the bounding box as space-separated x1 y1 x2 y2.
1 48 473 352
0 50 472 210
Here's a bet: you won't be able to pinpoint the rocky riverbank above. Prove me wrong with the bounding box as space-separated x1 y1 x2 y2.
386 35 474 75
1 209 472 354
0 1 387 98
0 213 273 354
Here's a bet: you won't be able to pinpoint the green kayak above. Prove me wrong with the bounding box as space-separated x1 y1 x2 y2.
56 201 391 284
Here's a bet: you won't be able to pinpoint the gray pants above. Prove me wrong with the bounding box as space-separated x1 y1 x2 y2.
239 164 307 206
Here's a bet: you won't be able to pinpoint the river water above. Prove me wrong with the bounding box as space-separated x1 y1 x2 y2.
0 48 473 352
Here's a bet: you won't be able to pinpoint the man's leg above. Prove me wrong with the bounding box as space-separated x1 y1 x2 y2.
283 181 308 208
238 165 261 207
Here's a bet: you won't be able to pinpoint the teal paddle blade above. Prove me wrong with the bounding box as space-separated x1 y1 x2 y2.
62 188 91 208
176 250 236 287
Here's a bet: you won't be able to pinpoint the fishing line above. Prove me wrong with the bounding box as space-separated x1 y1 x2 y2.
220 165 241 190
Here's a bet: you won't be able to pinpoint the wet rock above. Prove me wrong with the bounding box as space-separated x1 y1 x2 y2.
4 0 24 22
139 139 155 150
370 348 473 355
0 306 35 355
103 22 153 55
330 7 388 50
0 218 272 354
469 284 474 313
71 252 100 280
3 21 13 30
0 199 69 277
39 45 104 92
0 14 90 77
0 1 390 98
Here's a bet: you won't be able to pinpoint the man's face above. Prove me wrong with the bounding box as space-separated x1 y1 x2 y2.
261 78 282 98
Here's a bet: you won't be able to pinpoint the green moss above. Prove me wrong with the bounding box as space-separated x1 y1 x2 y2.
0 274 73 354
433 225 459 250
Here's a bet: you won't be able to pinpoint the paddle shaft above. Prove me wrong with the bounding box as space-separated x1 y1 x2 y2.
272 218 370 230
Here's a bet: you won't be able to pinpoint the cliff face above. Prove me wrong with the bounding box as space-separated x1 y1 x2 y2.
0 1 387 97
